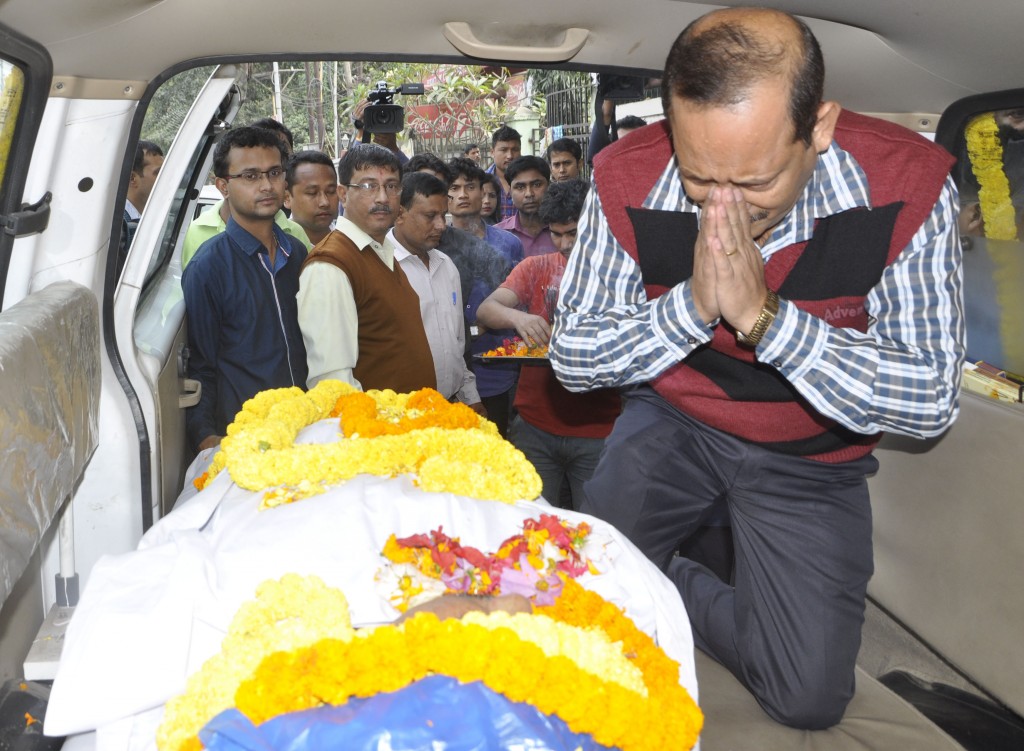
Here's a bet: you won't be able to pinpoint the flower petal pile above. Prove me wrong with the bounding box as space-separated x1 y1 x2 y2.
483 336 549 357
378 514 606 611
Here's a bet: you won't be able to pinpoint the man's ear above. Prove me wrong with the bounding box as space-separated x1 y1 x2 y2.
283 190 293 210
214 176 229 199
812 101 841 154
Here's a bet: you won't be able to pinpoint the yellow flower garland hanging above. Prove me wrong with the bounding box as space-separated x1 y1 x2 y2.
965 112 1018 241
195 381 542 505
229 579 703 751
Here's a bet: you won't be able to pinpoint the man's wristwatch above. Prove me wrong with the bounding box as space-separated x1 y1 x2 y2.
736 289 779 347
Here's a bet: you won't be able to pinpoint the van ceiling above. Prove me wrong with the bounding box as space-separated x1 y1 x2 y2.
1 0 1023 115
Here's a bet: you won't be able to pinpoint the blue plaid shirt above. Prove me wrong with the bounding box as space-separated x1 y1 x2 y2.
486 163 517 221
550 141 965 438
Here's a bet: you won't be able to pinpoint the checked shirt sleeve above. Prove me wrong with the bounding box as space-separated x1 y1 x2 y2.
759 175 966 438
549 189 714 391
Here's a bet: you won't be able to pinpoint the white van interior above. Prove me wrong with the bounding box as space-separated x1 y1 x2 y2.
1 1 1023 749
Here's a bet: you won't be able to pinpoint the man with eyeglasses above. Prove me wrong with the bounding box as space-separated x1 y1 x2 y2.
495 156 557 258
298 143 436 393
181 124 310 269
182 126 309 453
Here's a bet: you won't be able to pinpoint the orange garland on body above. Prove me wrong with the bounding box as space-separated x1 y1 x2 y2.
230 578 702 751
331 389 481 437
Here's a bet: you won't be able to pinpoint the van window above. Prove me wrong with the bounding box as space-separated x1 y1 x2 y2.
954 106 1024 377
0 60 25 196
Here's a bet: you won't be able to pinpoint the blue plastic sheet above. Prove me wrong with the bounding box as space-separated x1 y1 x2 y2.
199 675 610 751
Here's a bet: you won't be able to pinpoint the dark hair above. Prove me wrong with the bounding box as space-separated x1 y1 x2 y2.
491 125 522 147
336 143 401 184
250 117 295 150
132 140 163 174
447 156 487 187
615 115 647 132
545 138 583 162
212 127 287 178
399 171 449 209
285 150 337 188
463 143 479 154
405 152 452 184
480 173 502 223
538 179 589 226
504 155 550 185
661 14 824 144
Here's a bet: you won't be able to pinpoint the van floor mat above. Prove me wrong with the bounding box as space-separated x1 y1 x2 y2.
879 670 1024 751
0 679 64 751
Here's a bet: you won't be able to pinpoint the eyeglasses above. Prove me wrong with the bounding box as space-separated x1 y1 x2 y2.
345 182 402 195
223 167 285 183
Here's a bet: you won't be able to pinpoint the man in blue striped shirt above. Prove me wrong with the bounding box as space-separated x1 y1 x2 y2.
550 7 964 729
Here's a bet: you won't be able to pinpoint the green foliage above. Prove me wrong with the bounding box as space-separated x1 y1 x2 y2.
142 66 216 150
141 61 591 159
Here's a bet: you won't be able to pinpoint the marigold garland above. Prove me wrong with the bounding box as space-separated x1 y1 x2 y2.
333 389 482 437
193 381 541 505
156 575 354 751
965 112 1018 241
232 593 702 751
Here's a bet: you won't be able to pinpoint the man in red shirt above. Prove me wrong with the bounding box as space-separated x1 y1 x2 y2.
477 180 620 508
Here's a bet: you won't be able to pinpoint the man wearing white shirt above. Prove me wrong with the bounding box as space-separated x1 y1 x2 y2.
297 144 435 392
118 140 163 272
389 172 484 412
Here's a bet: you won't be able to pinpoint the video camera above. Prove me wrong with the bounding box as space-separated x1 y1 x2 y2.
359 81 425 134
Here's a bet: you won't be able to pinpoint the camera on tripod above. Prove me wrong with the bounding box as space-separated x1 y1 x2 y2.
360 81 425 134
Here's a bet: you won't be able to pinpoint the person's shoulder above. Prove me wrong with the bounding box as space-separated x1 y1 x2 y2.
834 109 953 166
182 237 228 295
486 224 522 247
593 120 672 174
439 225 477 250
188 232 231 271
276 211 313 249
433 249 460 273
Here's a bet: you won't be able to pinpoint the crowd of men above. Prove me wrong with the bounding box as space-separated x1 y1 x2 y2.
161 6 966 734
174 109 614 496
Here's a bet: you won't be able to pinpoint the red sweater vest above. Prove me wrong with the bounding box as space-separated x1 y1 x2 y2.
593 110 954 462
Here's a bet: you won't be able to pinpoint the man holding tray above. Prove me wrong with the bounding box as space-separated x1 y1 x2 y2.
477 180 620 508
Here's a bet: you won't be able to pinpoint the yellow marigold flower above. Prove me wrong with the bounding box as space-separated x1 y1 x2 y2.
156 575 353 751
966 112 1018 241
204 385 531 503
230 601 702 751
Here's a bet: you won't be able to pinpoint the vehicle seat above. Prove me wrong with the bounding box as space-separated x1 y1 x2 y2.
696 650 964 750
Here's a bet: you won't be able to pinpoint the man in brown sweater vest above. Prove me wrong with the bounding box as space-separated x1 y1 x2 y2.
297 144 435 392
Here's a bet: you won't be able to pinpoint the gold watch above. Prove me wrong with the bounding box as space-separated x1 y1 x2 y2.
736 289 779 347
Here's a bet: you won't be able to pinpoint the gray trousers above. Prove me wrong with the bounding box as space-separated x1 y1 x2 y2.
509 414 606 510
581 386 877 729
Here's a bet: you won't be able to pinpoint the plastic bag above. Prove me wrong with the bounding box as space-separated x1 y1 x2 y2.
199 675 609 751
